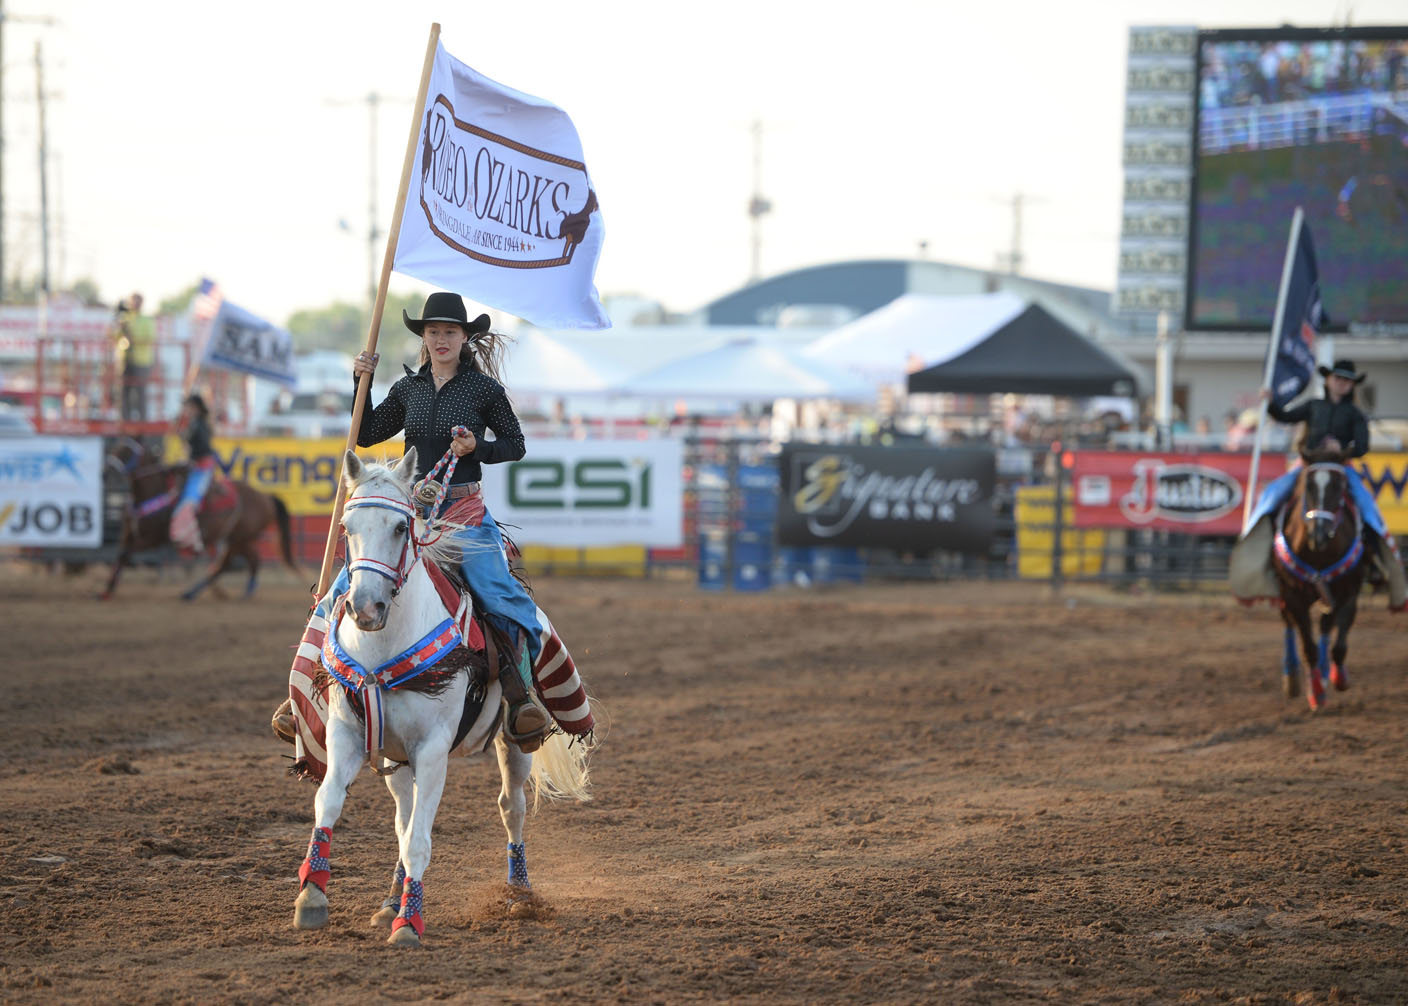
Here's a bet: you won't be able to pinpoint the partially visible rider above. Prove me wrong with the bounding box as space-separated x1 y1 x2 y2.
170 393 216 552
1238 359 1406 610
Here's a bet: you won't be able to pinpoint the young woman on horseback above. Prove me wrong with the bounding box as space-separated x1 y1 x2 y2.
170 393 217 551
283 291 549 751
1244 359 1406 610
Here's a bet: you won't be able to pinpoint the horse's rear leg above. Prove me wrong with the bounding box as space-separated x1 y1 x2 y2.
371 768 416 930
1278 612 1300 700
238 541 261 598
495 734 534 889
294 716 363 930
182 543 233 601
388 746 452 947
1329 595 1358 691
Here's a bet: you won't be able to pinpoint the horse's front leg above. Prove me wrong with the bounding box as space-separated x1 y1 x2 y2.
293 709 364 930
496 734 534 889
1329 593 1358 692
1288 601 1324 712
370 768 415 930
1278 608 1301 699
388 742 451 947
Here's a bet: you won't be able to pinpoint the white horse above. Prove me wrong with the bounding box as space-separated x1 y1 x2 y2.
293 449 592 947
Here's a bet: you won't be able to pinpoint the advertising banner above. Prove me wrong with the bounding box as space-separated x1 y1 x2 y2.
0 436 103 547
777 443 995 552
165 436 390 516
480 439 682 547
1074 450 1408 535
1073 451 1291 534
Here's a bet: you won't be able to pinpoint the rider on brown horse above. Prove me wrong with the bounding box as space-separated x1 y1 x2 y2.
170 394 217 552
1232 359 1408 610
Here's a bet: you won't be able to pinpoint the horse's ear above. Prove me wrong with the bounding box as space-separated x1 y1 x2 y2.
392 447 418 486
343 450 364 485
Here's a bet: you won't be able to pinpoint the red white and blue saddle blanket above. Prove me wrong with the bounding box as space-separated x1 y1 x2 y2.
288 561 592 783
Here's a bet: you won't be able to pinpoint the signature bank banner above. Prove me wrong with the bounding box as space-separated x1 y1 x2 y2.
186 436 683 548
777 443 996 552
1071 451 1408 535
0 436 103 547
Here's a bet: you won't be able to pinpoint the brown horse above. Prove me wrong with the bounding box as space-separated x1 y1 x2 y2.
102 444 300 601
1273 459 1368 711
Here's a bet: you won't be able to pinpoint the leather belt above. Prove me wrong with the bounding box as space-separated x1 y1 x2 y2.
445 481 481 500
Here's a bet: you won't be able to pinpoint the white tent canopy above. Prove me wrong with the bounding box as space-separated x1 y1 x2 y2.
499 329 624 395
615 336 873 403
801 292 1029 385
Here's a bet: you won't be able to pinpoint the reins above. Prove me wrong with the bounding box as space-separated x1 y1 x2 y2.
1273 464 1364 606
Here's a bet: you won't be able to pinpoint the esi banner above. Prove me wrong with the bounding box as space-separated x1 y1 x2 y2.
480 439 683 547
0 436 103 547
777 443 995 552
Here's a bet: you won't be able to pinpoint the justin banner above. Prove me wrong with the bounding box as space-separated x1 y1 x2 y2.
393 41 609 330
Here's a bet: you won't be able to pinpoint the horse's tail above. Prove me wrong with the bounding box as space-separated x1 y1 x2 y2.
270 495 301 574
526 697 600 809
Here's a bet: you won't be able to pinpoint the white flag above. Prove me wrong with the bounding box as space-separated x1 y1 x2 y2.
393 41 610 330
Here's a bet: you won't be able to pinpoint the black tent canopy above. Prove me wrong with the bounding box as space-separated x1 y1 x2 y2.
905 303 1141 397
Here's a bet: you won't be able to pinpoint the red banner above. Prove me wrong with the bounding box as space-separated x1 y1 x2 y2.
1071 451 1290 534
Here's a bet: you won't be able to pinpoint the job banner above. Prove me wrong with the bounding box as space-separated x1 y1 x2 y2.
0 436 103 547
1072 451 1291 534
777 443 995 552
479 439 682 547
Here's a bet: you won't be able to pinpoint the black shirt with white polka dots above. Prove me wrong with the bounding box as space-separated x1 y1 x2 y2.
354 360 525 485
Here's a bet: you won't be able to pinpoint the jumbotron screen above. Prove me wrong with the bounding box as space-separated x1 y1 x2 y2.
1187 27 1408 330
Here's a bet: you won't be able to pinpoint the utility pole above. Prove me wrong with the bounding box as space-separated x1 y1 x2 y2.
34 38 47 294
993 192 1043 276
746 119 772 283
0 2 57 302
328 91 407 315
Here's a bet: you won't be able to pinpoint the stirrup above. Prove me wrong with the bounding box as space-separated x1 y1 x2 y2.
271 698 297 745
501 697 548 753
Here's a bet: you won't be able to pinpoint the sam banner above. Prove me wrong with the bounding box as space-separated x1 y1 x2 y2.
777 443 995 552
0 436 103 547
480 439 682 547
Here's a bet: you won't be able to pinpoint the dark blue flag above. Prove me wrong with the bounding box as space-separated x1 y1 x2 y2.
1268 216 1327 409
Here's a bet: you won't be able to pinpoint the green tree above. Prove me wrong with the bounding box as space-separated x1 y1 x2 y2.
286 291 424 358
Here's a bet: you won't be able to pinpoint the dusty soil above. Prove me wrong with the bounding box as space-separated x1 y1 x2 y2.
2 566 1407 1005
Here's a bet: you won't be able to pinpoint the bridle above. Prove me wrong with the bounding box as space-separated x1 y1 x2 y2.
1299 463 1350 535
342 489 422 598
1273 462 1363 604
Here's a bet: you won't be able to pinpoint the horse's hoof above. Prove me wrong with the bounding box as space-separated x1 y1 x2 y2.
1283 674 1300 699
1330 663 1350 691
293 884 329 930
370 904 398 929
1306 678 1325 713
387 925 422 948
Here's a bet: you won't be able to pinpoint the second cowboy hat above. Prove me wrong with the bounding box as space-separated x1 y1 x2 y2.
402 292 491 337
1317 359 1366 384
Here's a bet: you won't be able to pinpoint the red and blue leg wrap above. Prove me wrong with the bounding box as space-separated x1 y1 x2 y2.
299 826 332 893
507 841 530 888
391 877 425 936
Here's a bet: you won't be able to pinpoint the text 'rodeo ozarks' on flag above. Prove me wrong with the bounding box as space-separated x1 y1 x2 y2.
392 40 609 330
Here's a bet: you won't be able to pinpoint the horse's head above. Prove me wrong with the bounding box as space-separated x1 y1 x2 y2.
1294 462 1351 553
341 448 420 631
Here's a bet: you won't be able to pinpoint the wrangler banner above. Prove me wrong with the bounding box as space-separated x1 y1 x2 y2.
1072 451 1408 535
777 443 995 552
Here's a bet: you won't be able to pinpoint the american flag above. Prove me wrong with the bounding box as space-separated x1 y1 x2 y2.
192 277 223 322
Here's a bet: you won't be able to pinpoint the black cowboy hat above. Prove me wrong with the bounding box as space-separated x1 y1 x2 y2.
402 292 491 337
1317 359 1366 384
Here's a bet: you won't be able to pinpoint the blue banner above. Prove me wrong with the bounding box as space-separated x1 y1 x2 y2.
1269 217 1327 409
202 300 297 388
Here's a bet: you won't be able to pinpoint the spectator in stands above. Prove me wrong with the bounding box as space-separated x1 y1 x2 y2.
110 293 156 423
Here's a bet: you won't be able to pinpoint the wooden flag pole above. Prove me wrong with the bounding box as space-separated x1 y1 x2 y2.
315 22 441 596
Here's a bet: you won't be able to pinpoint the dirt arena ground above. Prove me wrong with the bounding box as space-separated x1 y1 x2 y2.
2 565 1407 1005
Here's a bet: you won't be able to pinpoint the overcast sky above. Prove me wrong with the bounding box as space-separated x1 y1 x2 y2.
10 0 1402 324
